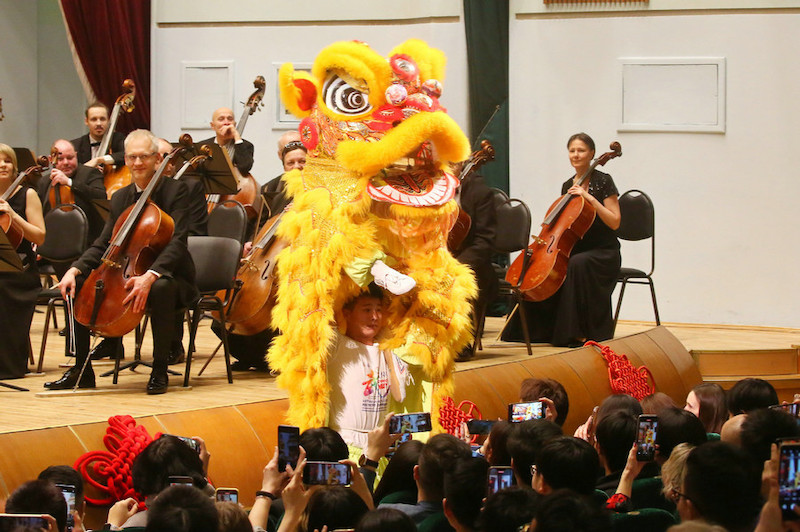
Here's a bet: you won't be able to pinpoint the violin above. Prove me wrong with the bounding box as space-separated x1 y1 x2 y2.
448 140 495 253
206 75 265 220
0 156 48 248
73 144 187 337
101 79 136 199
506 142 622 302
46 146 75 208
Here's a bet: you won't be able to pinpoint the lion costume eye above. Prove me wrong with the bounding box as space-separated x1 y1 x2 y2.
323 74 371 116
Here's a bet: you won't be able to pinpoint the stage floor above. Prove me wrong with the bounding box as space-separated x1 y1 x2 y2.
2 312 798 434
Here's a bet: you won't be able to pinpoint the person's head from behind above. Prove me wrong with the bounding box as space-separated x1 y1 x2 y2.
594 410 636 475
214 501 250 532
372 439 423 503
720 413 746 446
660 442 695 502
532 489 612 532
506 419 562 486
519 378 570 426
443 456 489 531
304 485 369 532
640 392 677 416
475 486 540 532
655 406 707 463
341 284 384 346
533 437 599 496
482 420 513 466
299 427 349 462
37 465 85 518
727 378 778 416
685 383 728 434
596 394 642 423
145 485 217 532
355 508 415 532
680 441 761 532
416 433 472 502
740 406 800 467
5 480 68 532
132 435 207 498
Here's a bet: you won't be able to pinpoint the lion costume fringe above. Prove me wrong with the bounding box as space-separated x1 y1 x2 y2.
267 39 477 433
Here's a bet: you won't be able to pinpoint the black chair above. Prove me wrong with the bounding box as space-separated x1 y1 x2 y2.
476 192 534 356
183 235 242 386
613 189 660 332
35 205 89 372
208 199 248 244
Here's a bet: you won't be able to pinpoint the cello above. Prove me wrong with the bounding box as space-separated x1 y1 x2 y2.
506 141 622 302
205 75 265 219
0 157 48 249
448 139 495 253
73 145 187 337
100 79 136 199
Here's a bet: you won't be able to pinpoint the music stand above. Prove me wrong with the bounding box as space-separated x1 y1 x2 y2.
174 142 238 195
0 230 29 391
91 198 111 222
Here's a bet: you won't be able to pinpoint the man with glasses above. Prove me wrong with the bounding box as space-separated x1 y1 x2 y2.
45 129 196 395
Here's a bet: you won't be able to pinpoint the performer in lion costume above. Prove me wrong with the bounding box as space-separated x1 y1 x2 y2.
268 38 476 432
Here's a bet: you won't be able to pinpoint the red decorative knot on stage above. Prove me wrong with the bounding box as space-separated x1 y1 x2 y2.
439 396 482 443
585 340 654 400
73 415 153 507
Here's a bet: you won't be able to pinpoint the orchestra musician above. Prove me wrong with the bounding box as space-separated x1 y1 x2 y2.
199 107 254 175
502 132 621 347
0 143 46 380
45 129 197 394
71 101 125 169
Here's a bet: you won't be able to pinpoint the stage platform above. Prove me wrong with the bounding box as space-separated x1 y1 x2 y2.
2 312 798 435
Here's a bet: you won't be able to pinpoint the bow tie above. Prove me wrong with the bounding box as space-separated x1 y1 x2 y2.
90 141 101 147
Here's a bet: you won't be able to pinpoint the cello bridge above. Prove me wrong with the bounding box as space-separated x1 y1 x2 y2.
242 259 258 272
101 258 122 269
531 236 546 246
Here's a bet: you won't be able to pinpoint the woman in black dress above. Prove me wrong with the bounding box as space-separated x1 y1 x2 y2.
0 143 46 379
503 133 621 347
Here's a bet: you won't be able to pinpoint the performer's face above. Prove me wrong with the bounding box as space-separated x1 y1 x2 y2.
343 296 383 345
0 152 14 181
568 139 594 173
125 136 162 186
85 106 109 140
283 149 306 172
54 141 78 177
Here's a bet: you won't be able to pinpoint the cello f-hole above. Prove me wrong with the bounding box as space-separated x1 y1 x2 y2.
260 260 271 281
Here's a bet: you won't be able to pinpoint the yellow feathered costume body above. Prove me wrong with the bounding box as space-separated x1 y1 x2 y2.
269 39 476 432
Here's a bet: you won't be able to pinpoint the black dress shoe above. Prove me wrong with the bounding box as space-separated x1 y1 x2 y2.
456 346 475 362
146 373 168 395
89 339 125 360
44 367 96 390
167 345 185 365
231 359 270 372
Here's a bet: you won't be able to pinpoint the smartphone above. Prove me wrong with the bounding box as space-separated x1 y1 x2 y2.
467 419 497 435
215 487 239 503
55 484 76 532
636 415 658 461
303 461 351 486
508 401 544 423
278 425 300 472
0 514 49 532
389 412 432 434
168 475 194 486
772 403 800 418
487 466 515 495
163 434 200 454
779 440 800 519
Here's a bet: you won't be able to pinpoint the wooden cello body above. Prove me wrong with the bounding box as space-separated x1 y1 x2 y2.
506 142 622 302
0 157 47 249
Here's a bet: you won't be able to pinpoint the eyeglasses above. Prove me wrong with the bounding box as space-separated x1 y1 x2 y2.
517 523 533 532
670 487 691 503
124 152 156 162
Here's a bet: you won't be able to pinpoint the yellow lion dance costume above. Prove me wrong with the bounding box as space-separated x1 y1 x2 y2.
268 39 476 432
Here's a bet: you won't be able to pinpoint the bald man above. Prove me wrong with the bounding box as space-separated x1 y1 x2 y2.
260 130 306 219
198 107 254 175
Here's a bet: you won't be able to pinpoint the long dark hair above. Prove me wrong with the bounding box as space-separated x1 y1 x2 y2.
372 439 423 504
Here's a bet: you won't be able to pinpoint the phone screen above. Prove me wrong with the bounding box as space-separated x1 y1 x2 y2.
55 484 76 531
467 419 496 435
0 514 49 532
508 402 543 423
780 441 800 519
389 412 432 434
636 415 658 461
303 461 351 486
773 403 800 418
168 476 194 487
487 466 515 495
278 425 300 472
215 488 239 503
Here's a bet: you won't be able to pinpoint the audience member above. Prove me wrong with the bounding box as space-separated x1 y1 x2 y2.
661 443 695 504
443 456 490 532
355 507 416 532
215 502 250 532
519 378 570 426
480 420 513 466
684 383 728 434
507 419 563 487
594 410 643 493
475 486 540 532
299 427 349 462
145 485 218 532
720 413 747 446
532 437 599 496
37 465 85 530
304 486 370 532
5 480 68 532
727 378 779 415
372 439 423 505
640 392 677 416
739 406 800 467
656 407 707 463
532 489 612 532
575 394 642 444
679 441 761 532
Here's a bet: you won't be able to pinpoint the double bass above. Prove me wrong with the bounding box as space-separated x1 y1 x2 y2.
100 79 136 199
506 141 622 302
73 145 187 337
206 75 265 219
0 157 47 249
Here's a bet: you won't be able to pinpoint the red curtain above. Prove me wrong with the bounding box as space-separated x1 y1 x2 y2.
60 0 151 132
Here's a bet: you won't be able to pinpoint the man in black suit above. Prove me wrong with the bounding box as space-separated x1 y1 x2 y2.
70 101 125 169
45 129 197 394
199 107 254 175
37 139 107 274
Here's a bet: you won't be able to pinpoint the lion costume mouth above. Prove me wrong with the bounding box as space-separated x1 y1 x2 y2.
367 164 457 206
